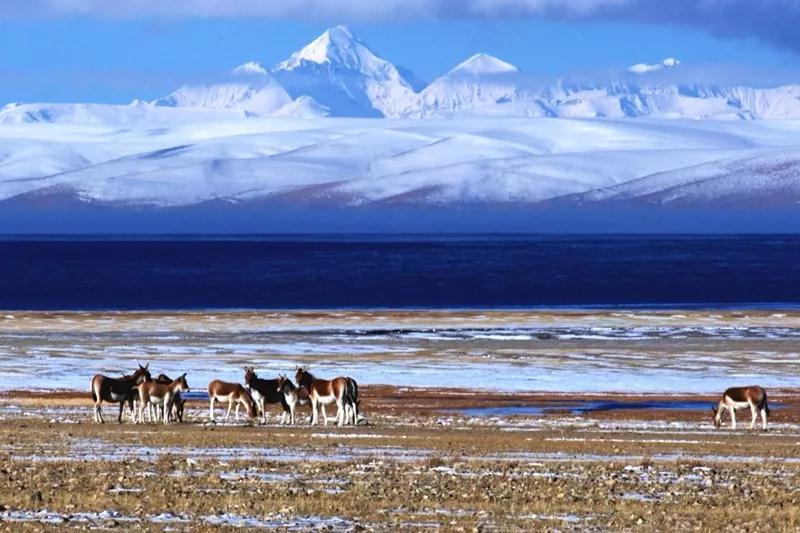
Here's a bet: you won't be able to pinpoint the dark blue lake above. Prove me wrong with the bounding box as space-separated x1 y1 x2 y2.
1 234 799 310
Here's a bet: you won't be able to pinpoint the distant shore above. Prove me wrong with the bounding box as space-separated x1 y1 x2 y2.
1 309 800 394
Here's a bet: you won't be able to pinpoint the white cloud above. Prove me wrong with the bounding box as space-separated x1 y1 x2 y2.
628 57 681 74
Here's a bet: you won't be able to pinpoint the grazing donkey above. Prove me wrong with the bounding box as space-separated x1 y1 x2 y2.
276 374 311 425
90 364 151 424
295 366 357 426
712 386 770 430
343 377 360 425
208 379 257 422
243 367 290 424
136 373 190 425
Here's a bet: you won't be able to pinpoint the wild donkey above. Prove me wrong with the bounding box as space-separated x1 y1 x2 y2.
147 374 187 422
243 367 290 424
712 386 770 430
90 364 151 423
208 379 257 422
343 377 360 425
276 374 311 425
295 367 359 426
136 373 190 425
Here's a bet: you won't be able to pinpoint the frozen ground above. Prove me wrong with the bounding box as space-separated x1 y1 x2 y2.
1 393 800 531
1 310 799 393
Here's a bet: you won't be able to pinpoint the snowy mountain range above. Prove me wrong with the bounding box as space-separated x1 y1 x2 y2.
147 25 800 120
1 25 800 217
152 25 800 120
2 116 799 210
4 25 799 123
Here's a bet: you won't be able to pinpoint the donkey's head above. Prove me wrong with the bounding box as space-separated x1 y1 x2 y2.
243 388 258 419
711 406 721 429
295 366 312 388
174 373 190 393
276 374 288 393
134 364 152 384
244 366 256 386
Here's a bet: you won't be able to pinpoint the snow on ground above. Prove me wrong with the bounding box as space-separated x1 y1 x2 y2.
2 312 800 393
1 116 800 207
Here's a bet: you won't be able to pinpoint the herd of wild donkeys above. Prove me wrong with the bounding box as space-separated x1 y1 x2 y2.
90 364 360 426
91 363 773 431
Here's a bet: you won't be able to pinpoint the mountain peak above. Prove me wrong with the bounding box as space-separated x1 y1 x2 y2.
326 24 354 40
276 25 379 73
449 53 519 76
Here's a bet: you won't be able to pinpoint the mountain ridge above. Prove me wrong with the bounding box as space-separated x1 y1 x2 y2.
3 26 800 121
143 26 800 120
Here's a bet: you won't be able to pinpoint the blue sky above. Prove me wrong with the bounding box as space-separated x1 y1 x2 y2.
1 15 799 104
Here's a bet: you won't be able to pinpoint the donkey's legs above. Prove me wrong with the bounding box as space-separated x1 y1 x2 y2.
138 399 147 425
336 398 345 427
760 408 768 430
321 404 328 426
117 401 125 424
749 402 758 429
343 400 356 425
128 398 137 423
163 398 170 425
729 407 737 429
225 399 234 420
209 397 216 421
93 399 102 423
310 398 319 425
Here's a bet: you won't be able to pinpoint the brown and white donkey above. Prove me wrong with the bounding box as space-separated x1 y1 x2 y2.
136 373 190 425
90 364 151 424
295 367 359 426
712 386 770 430
207 379 257 422
147 373 187 423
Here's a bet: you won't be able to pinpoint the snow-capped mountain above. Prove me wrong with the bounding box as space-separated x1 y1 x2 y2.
535 82 800 120
153 62 297 117
417 54 548 118
561 149 800 207
3 116 800 209
60 25 800 121
5 26 800 122
271 25 418 118
3 25 800 219
155 82 291 116
0 100 242 125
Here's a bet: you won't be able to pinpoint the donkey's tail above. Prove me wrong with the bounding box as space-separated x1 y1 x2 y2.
763 391 771 417
346 378 359 404
90 376 98 403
